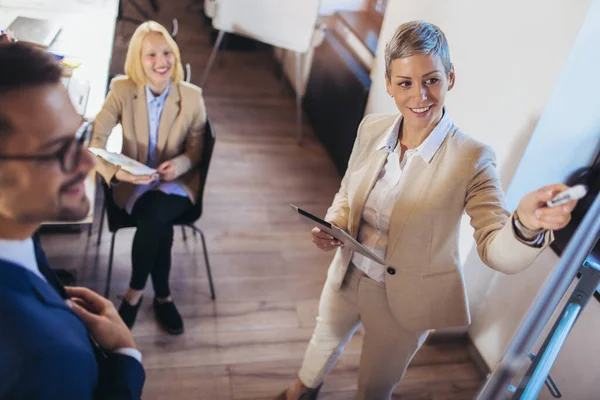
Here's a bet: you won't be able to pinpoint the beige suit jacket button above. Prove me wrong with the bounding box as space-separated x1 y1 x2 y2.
386 267 396 275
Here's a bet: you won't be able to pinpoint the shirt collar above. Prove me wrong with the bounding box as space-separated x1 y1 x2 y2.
0 237 46 282
376 108 453 163
145 84 170 106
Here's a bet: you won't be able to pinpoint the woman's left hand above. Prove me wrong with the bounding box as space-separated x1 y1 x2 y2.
516 183 578 231
157 160 177 182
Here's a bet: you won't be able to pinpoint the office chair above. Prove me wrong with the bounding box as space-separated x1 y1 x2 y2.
96 118 217 300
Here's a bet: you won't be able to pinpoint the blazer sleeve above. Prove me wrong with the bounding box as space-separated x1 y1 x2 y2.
324 114 371 230
464 146 553 274
170 88 207 179
95 353 146 400
10 346 96 400
90 82 122 185
14 349 145 400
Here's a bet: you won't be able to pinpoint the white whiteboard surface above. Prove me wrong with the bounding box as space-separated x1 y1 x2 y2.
504 0 600 211
213 0 321 53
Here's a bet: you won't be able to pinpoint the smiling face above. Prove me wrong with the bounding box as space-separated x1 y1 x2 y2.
0 83 95 224
141 32 175 91
385 52 455 133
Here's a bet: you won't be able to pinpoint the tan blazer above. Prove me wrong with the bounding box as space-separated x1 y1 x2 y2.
91 76 207 209
324 114 553 332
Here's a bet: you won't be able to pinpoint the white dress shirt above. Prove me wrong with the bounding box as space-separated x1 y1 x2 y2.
351 112 453 282
0 238 142 363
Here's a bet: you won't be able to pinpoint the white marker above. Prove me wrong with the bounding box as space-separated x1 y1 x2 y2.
546 184 588 208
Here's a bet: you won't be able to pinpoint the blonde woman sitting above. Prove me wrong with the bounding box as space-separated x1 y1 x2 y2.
92 21 207 335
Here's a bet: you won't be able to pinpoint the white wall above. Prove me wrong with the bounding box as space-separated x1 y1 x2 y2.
368 0 600 398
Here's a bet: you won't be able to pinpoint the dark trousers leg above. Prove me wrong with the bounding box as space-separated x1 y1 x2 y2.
151 225 174 298
130 191 191 297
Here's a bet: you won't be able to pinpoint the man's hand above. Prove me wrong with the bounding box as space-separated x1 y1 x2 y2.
65 286 136 351
516 184 578 231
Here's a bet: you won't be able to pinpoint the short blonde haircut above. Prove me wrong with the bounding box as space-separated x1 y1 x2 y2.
124 21 184 86
385 20 452 81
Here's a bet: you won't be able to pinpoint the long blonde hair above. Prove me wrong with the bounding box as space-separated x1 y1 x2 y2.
124 21 184 86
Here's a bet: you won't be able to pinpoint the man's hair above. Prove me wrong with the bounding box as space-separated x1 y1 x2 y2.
0 43 63 135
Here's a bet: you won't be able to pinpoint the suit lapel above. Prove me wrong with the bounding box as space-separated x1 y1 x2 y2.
0 259 68 311
133 85 149 164
33 237 68 299
156 84 181 159
349 148 388 238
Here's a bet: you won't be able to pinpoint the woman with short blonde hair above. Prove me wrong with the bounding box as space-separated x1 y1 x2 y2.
91 21 207 335
277 20 577 399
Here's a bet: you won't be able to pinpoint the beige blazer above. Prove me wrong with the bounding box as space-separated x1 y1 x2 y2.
91 76 207 209
324 114 553 332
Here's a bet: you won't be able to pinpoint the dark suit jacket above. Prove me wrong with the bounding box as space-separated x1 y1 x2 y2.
0 240 145 399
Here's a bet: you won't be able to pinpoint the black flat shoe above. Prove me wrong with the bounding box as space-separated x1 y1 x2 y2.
118 296 143 329
275 383 322 400
153 297 184 335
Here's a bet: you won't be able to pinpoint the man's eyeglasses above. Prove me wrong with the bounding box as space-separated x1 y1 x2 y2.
0 120 93 173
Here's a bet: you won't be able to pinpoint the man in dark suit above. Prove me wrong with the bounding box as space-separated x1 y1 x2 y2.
0 43 145 399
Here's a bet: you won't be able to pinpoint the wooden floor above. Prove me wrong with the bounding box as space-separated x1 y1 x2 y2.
39 1 484 398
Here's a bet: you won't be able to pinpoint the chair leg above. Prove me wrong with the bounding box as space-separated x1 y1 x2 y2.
295 51 303 145
97 198 106 246
181 226 188 242
105 232 117 298
87 223 93 237
200 30 225 88
189 225 215 300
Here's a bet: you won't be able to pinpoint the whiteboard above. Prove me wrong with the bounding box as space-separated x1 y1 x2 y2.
213 0 321 53
504 0 600 211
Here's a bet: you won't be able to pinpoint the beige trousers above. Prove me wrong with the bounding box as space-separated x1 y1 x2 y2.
298 265 430 400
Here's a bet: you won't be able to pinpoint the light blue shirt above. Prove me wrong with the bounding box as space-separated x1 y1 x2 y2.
125 85 189 214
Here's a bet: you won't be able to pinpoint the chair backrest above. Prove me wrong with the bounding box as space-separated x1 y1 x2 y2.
185 63 192 83
212 0 321 53
197 117 216 204
176 117 216 223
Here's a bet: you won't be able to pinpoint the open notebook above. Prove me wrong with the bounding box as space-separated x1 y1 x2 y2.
88 148 157 176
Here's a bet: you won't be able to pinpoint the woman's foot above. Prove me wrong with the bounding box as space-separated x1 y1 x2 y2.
276 379 322 400
118 295 143 329
153 297 184 335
